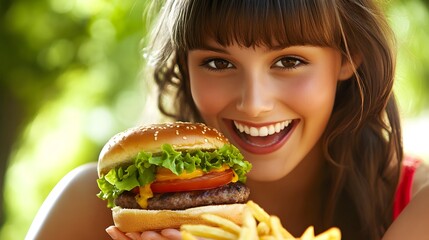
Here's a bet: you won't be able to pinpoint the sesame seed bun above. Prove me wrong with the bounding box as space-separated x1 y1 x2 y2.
97 122 229 177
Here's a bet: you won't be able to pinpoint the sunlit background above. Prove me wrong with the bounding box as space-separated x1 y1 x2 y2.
0 1 428 240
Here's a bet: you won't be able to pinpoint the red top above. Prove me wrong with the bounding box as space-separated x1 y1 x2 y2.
392 156 421 219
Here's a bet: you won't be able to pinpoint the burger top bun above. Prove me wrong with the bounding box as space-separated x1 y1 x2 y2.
98 122 229 177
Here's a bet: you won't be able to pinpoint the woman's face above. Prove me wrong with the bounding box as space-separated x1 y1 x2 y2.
188 41 350 181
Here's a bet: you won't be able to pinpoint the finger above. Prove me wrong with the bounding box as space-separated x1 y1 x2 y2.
140 231 170 240
160 229 182 240
126 232 143 240
106 226 132 240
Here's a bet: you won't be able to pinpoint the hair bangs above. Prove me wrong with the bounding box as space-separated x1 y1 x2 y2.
173 0 342 50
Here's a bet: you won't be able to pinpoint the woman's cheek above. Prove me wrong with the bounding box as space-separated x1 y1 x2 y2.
190 74 235 116
287 73 337 115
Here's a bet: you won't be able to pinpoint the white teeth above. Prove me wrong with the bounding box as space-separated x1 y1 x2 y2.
234 120 292 137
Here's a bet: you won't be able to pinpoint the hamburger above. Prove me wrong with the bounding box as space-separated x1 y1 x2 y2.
96 122 252 232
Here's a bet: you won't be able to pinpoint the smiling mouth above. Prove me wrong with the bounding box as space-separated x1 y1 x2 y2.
231 120 296 154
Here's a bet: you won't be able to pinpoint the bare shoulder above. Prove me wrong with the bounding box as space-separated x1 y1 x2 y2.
26 162 113 240
412 160 429 197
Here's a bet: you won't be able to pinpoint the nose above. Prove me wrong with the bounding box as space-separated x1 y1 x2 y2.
236 72 274 117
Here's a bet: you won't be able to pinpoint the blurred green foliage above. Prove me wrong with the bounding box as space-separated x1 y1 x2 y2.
0 1 428 240
388 0 429 116
0 0 151 239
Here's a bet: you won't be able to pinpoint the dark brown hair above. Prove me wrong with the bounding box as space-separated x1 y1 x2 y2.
145 0 402 239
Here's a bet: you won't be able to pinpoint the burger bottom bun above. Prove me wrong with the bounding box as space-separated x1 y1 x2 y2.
112 204 246 232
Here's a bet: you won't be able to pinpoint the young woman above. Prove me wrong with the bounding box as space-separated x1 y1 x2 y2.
26 0 429 240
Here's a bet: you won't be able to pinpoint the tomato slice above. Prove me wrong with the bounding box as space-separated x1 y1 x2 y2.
150 169 234 193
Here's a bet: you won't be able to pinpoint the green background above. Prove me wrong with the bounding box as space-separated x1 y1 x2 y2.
0 1 428 239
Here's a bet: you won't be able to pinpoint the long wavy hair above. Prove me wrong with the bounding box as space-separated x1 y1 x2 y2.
145 0 403 239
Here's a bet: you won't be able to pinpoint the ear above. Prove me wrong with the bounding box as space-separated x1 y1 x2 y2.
338 54 362 81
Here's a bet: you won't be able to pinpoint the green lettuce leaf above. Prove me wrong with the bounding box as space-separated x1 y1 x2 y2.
97 143 252 208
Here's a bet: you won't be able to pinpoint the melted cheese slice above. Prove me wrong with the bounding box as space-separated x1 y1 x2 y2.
231 170 238 183
155 168 204 181
135 184 153 209
155 165 230 181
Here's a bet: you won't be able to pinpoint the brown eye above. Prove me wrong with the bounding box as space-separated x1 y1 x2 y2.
206 59 233 70
273 56 307 69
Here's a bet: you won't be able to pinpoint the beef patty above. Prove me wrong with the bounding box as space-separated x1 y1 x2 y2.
115 182 250 210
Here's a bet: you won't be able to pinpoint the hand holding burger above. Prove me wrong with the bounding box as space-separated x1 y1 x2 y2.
96 122 252 232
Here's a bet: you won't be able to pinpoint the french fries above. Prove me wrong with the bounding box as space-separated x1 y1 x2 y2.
202 213 242 235
180 200 341 240
181 224 237 240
